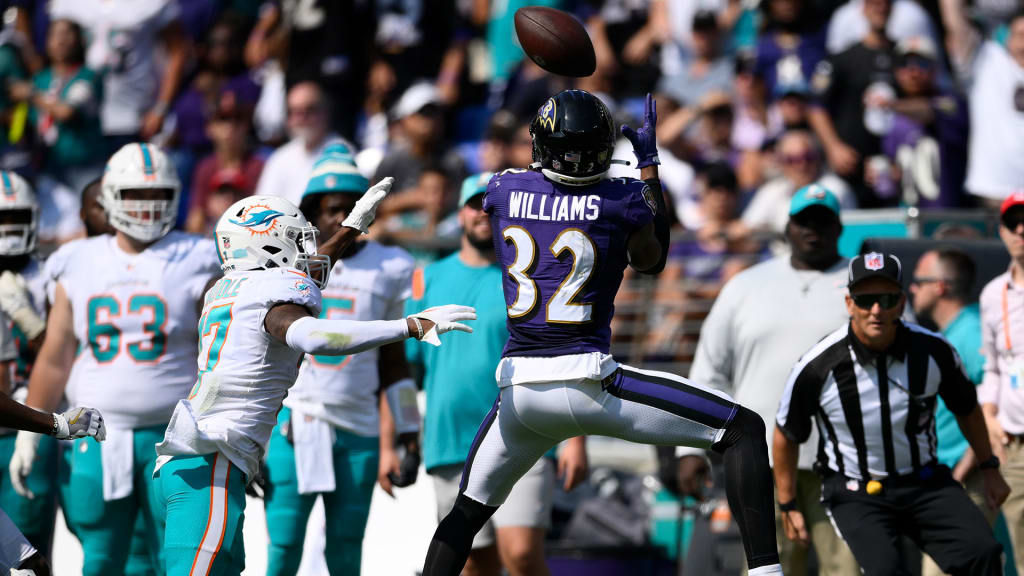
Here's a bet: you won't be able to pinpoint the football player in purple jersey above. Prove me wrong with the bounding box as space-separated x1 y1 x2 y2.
422 91 783 576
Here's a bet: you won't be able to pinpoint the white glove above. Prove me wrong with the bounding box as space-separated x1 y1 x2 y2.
10 431 40 499
0 271 43 340
407 305 476 346
54 407 106 441
341 176 393 234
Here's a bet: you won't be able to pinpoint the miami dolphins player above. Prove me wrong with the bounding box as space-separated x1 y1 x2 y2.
12 143 222 576
0 171 60 553
262 146 421 575
423 91 783 576
154 183 475 576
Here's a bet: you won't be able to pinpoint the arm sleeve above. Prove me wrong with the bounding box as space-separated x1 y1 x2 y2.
285 316 409 356
936 338 979 416
776 356 825 444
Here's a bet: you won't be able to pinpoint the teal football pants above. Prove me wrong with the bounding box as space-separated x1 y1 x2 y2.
0 433 57 552
263 407 379 576
155 453 247 576
60 425 166 576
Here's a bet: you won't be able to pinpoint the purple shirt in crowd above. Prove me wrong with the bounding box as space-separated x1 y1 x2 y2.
882 94 969 208
483 169 655 358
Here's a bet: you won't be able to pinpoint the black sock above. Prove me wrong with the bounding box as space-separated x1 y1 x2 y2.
711 406 781 569
422 494 498 575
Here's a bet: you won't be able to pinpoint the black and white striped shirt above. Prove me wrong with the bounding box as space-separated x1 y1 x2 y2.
776 321 978 480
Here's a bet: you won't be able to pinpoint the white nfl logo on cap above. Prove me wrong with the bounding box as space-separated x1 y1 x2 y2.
865 252 884 271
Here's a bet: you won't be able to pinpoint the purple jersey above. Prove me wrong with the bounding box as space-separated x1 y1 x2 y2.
483 169 656 357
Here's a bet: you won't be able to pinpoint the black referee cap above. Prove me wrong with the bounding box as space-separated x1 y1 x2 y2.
848 252 902 289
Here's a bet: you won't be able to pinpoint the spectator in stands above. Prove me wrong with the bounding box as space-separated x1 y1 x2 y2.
8 18 102 244
656 11 733 110
809 0 900 207
950 8 1024 203
49 0 189 146
644 162 764 360
979 192 1024 573
375 164 451 264
243 0 375 141
672 92 762 192
910 248 996 576
733 52 770 152
826 0 939 55
14 18 102 195
171 14 259 163
754 0 827 106
883 36 969 208
373 82 463 196
477 110 518 174
254 81 342 206
744 130 855 234
185 92 263 235
768 77 812 138
0 20 32 176
689 186 859 576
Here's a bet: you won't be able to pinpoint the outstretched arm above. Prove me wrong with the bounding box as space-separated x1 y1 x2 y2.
264 302 476 354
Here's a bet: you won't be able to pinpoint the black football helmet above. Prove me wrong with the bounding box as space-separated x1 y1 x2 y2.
530 89 615 186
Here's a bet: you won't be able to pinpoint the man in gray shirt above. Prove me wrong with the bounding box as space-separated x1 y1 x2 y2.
688 184 859 575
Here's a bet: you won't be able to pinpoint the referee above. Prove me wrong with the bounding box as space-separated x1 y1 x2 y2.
774 252 1011 575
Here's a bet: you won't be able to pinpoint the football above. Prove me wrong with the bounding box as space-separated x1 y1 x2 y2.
514 6 596 78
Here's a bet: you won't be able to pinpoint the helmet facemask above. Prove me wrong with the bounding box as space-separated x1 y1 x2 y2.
0 207 36 256
286 223 331 289
106 187 179 243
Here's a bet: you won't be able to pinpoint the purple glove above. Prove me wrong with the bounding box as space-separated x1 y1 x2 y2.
620 93 660 169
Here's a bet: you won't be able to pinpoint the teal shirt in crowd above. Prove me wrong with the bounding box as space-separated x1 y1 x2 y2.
934 304 985 469
405 252 510 472
32 66 104 169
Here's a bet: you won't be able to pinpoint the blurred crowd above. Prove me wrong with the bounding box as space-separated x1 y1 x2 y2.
0 0 1020 357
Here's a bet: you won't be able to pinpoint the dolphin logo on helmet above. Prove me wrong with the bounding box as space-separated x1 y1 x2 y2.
229 207 285 236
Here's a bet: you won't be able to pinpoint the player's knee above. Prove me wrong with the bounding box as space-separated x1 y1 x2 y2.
711 406 766 453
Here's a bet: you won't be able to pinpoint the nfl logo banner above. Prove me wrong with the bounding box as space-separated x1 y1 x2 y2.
864 252 884 271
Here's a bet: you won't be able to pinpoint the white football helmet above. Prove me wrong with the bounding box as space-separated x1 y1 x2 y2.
101 143 180 242
214 195 331 288
0 171 38 256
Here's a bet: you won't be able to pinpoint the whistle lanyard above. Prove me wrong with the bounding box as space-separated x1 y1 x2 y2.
1004 283 1014 353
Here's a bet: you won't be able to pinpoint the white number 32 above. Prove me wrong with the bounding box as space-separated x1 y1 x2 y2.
502 226 596 323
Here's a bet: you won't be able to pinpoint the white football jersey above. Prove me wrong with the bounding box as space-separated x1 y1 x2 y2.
58 233 220 429
286 242 414 436
156 268 322 480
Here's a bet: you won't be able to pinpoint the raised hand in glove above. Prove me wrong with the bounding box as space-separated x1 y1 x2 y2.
620 93 660 169
407 305 476 346
0 271 43 340
342 176 394 234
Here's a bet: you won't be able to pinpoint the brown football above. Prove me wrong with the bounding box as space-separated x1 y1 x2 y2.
514 6 596 77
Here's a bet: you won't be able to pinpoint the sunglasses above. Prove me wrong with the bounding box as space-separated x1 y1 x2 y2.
1002 215 1024 231
780 152 816 166
852 293 902 310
